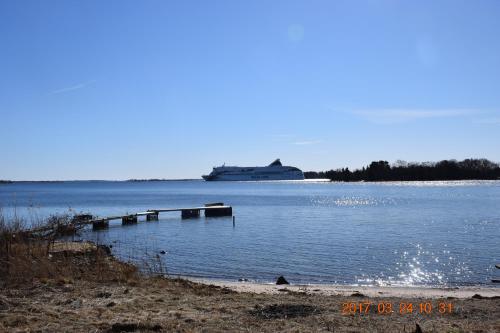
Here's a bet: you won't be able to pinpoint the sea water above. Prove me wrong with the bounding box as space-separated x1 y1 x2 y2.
1 180 499 286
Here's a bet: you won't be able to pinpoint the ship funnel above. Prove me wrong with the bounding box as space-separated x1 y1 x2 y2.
269 158 282 167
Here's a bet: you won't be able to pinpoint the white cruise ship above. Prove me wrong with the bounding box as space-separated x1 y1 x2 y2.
202 159 304 181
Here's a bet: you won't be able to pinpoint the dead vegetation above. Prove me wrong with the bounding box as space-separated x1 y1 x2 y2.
0 211 137 288
249 303 322 319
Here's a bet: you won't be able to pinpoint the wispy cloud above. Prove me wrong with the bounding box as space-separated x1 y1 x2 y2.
352 108 478 124
292 139 322 145
474 117 500 125
50 80 96 95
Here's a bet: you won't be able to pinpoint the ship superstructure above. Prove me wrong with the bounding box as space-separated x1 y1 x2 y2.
202 159 304 181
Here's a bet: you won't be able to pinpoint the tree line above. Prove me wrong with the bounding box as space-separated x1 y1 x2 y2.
304 158 500 181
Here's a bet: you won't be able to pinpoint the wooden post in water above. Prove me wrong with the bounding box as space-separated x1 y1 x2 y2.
205 207 232 217
122 215 138 225
146 212 159 221
92 219 109 230
181 209 200 219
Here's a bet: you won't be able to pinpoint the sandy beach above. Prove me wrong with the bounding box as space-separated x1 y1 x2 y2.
189 277 500 299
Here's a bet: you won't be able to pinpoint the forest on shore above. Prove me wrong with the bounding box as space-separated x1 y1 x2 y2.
304 158 500 181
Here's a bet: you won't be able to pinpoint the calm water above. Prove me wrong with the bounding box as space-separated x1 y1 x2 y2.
1 180 499 287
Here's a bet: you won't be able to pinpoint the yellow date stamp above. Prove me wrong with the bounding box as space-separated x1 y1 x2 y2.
341 301 454 315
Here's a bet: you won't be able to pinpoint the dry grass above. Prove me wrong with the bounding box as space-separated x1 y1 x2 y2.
1 238 138 288
1 269 499 332
0 211 136 287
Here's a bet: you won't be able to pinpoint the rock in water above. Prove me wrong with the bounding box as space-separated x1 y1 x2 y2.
276 276 289 285
97 244 111 255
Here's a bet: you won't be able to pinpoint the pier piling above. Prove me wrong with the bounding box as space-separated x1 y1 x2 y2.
92 220 109 230
181 209 200 219
205 206 232 217
122 215 138 225
146 212 159 221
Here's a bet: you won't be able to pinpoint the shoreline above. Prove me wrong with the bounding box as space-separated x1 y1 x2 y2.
2 241 500 332
187 277 500 299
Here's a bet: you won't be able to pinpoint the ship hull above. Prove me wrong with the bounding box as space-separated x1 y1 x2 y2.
202 171 304 181
202 159 304 181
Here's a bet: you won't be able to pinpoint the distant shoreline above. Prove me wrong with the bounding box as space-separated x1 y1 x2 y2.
305 158 500 182
2 178 500 183
0 179 202 183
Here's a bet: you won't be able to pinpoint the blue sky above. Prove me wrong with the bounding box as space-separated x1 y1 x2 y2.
1 0 500 180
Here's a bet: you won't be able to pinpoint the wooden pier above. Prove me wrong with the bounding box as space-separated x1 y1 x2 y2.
90 204 233 230
27 203 233 234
